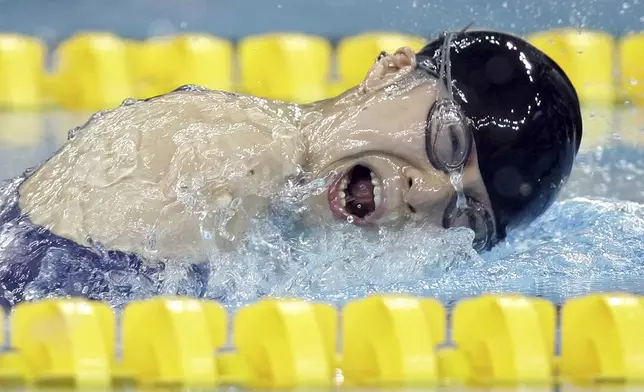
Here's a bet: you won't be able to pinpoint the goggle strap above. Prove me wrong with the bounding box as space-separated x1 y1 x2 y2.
439 32 456 99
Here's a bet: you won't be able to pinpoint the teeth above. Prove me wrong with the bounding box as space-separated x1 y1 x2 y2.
336 169 385 215
340 176 349 208
373 185 382 197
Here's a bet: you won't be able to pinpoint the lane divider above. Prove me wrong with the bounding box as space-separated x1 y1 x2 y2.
452 294 555 385
0 29 642 111
121 297 227 387
0 293 643 387
10 299 114 387
560 293 644 384
341 295 444 387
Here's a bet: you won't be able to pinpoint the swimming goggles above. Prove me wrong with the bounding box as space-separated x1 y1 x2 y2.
417 30 497 252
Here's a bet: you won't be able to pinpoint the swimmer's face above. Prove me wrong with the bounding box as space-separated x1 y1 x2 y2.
305 47 496 247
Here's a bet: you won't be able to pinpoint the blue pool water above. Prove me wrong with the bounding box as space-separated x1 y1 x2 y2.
0 107 643 309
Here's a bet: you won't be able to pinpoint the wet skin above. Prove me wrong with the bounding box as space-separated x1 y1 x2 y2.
17 47 494 263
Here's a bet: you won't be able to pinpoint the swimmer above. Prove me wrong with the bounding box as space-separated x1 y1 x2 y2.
0 29 582 304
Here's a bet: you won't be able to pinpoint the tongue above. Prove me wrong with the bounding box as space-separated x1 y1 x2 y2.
349 178 374 204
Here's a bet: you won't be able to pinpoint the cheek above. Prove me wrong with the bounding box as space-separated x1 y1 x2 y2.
402 168 453 220
404 184 452 211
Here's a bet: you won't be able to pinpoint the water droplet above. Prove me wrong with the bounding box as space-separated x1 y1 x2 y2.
449 171 466 208
121 97 137 106
23 166 37 177
346 215 355 223
173 84 208 93
277 4 282 8
412 0 418 7
623 2 631 9
180 21 187 29
593 146 604 161
67 126 82 140
630 78 639 86
502 1 508 7
298 232 311 245
640 16 644 22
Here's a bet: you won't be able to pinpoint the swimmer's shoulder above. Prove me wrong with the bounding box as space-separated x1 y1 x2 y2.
71 86 293 138
17 86 303 255
15 88 240 258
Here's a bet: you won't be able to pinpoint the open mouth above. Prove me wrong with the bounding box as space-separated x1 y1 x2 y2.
327 164 386 225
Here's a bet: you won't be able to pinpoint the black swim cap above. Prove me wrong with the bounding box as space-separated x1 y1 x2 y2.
416 30 583 240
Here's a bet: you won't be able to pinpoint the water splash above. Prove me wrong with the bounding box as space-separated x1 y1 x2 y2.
0 163 480 309
449 169 467 209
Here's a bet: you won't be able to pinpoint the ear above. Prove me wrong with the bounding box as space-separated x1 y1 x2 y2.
358 46 417 94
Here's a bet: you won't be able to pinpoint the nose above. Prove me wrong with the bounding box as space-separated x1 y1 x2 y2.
402 166 452 222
